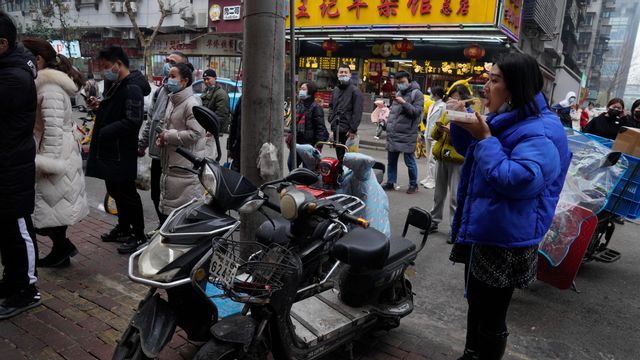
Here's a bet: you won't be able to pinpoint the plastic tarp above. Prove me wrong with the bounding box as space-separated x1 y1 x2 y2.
339 152 391 238
539 129 628 266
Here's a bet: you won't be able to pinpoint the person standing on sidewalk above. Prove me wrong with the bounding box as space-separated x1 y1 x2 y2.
381 71 424 194
287 81 329 170
86 46 151 255
420 86 445 189
0 11 41 319
22 38 89 268
329 63 363 161
138 51 188 228
371 99 390 139
157 63 207 221
449 53 570 360
427 86 466 237
201 69 230 133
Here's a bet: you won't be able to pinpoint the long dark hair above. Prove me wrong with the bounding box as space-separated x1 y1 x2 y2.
22 38 84 90
493 53 544 116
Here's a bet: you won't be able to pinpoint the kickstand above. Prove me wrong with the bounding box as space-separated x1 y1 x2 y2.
571 281 581 294
345 343 354 360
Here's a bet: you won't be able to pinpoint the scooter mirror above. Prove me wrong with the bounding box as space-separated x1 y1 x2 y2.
285 168 319 186
192 106 220 139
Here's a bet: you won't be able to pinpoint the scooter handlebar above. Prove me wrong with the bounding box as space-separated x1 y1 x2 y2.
339 211 369 229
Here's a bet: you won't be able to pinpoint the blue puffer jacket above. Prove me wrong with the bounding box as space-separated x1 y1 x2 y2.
450 92 571 248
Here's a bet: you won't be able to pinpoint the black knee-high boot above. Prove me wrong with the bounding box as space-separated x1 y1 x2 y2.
477 330 508 360
38 226 78 268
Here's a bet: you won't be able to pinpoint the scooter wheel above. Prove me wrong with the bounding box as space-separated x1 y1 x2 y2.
194 339 238 360
112 325 151 360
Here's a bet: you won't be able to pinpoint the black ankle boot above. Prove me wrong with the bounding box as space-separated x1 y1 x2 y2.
477 331 508 360
38 239 78 268
457 348 480 360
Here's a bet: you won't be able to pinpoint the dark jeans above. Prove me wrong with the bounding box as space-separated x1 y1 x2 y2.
464 267 514 357
150 158 162 224
0 217 38 290
387 151 418 187
105 179 145 236
334 131 349 162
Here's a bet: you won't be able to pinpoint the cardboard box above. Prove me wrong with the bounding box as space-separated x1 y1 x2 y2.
613 127 640 158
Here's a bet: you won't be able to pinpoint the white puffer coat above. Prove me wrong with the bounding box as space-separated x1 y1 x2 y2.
159 86 207 214
32 68 89 229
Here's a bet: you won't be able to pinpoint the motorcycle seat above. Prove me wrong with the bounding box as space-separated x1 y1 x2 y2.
256 218 290 246
332 227 389 269
385 237 416 266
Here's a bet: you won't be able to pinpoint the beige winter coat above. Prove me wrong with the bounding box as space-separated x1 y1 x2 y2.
159 86 207 214
33 68 89 229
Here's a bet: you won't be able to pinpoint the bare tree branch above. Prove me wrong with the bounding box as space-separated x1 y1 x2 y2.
123 0 169 77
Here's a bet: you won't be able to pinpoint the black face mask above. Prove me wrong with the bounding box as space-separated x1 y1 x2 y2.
634 111 640 121
608 109 622 118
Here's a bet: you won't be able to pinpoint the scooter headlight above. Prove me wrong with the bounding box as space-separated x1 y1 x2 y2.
138 232 193 281
200 164 218 197
280 190 307 220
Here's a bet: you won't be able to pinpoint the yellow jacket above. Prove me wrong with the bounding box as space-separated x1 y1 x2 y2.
430 112 465 164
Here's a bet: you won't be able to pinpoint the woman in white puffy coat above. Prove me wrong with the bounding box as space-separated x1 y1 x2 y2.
22 39 89 268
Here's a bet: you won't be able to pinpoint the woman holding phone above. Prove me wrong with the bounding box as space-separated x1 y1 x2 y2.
448 53 571 360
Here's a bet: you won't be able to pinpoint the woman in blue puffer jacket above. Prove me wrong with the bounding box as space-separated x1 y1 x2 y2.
448 53 571 360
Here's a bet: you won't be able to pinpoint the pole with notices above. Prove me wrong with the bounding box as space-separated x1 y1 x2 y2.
240 0 285 242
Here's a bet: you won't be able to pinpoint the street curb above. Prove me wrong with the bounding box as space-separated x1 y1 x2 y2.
360 139 387 151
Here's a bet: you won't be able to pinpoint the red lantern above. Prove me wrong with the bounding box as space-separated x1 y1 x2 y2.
464 44 486 61
322 40 339 57
395 39 414 58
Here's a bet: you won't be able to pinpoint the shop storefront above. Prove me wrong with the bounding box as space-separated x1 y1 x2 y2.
288 0 523 108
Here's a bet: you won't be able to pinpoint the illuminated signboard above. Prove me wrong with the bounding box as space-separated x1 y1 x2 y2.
299 56 357 70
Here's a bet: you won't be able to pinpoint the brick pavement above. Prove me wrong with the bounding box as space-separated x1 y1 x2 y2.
0 211 436 360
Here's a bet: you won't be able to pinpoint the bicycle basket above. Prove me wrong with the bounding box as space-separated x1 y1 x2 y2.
208 238 299 304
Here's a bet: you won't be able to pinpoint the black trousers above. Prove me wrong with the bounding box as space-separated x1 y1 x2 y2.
0 217 38 291
35 226 68 244
150 158 163 223
334 130 349 162
105 179 145 236
464 267 514 355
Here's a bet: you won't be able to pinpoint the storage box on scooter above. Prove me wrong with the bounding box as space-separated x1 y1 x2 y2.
613 127 640 158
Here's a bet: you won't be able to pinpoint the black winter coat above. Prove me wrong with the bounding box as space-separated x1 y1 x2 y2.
295 99 329 146
0 45 38 218
329 82 363 134
86 71 151 182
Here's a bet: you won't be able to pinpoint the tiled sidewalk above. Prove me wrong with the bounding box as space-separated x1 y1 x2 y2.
0 211 433 360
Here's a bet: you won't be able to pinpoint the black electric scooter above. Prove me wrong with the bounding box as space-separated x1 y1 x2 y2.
192 187 431 359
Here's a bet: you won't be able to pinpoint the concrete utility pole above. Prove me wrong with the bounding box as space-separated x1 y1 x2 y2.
240 0 285 241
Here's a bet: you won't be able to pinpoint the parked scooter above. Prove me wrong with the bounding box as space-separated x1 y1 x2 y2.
112 107 319 359
191 187 432 359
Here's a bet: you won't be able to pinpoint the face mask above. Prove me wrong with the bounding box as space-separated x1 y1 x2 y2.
398 83 409 91
166 78 182 93
298 90 308 99
497 101 512 114
634 111 640 120
338 76 350 85
608 108 622 118
162 63 171 77
103 65 119 81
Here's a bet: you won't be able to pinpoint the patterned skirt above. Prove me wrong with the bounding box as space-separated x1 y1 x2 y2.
450 243 538 289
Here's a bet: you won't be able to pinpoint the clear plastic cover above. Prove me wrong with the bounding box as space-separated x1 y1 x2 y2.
539 129 628 266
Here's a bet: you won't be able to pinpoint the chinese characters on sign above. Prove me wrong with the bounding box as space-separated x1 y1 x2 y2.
299 56 357 70
347 0 369 19
378 0 399 17
151 35 239 56
414 60 486 76
297 0 311 18
320 0 340 18
500 0 522 42
223 5 241 20
408 0 431 16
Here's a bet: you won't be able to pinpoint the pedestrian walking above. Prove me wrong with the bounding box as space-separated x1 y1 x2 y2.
85 46 151 254
138 51 188 228
287 81 329 170
427 85 467 237
583 98 635 139
329 63 363 161
201 69 230 132
381 71 424 194
551 91 577 128
420 86 446 189
84 73 99 98
156 63 207 221
449 53 571 360
580 101 597 129
371 99 390 139
0 11 41 319
22 38 89 268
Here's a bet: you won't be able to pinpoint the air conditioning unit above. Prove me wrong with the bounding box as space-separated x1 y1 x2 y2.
110 2 123 14
192 11 207 27
128 1 138 13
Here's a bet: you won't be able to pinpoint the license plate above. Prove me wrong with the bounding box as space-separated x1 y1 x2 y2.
210 251 238 287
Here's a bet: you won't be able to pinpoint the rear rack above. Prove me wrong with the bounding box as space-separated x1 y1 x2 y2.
325 194 366 216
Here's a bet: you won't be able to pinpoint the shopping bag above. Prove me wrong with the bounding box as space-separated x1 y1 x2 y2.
345 135 360 153
135 156 151 191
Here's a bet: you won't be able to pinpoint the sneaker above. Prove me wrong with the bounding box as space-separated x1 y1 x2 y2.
0 286 42 320
38 239 78 268
117 235 146 254
422 181 435 189
101 225 131 243
381 182 396 191
406 185 419 194
374 136 380 140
